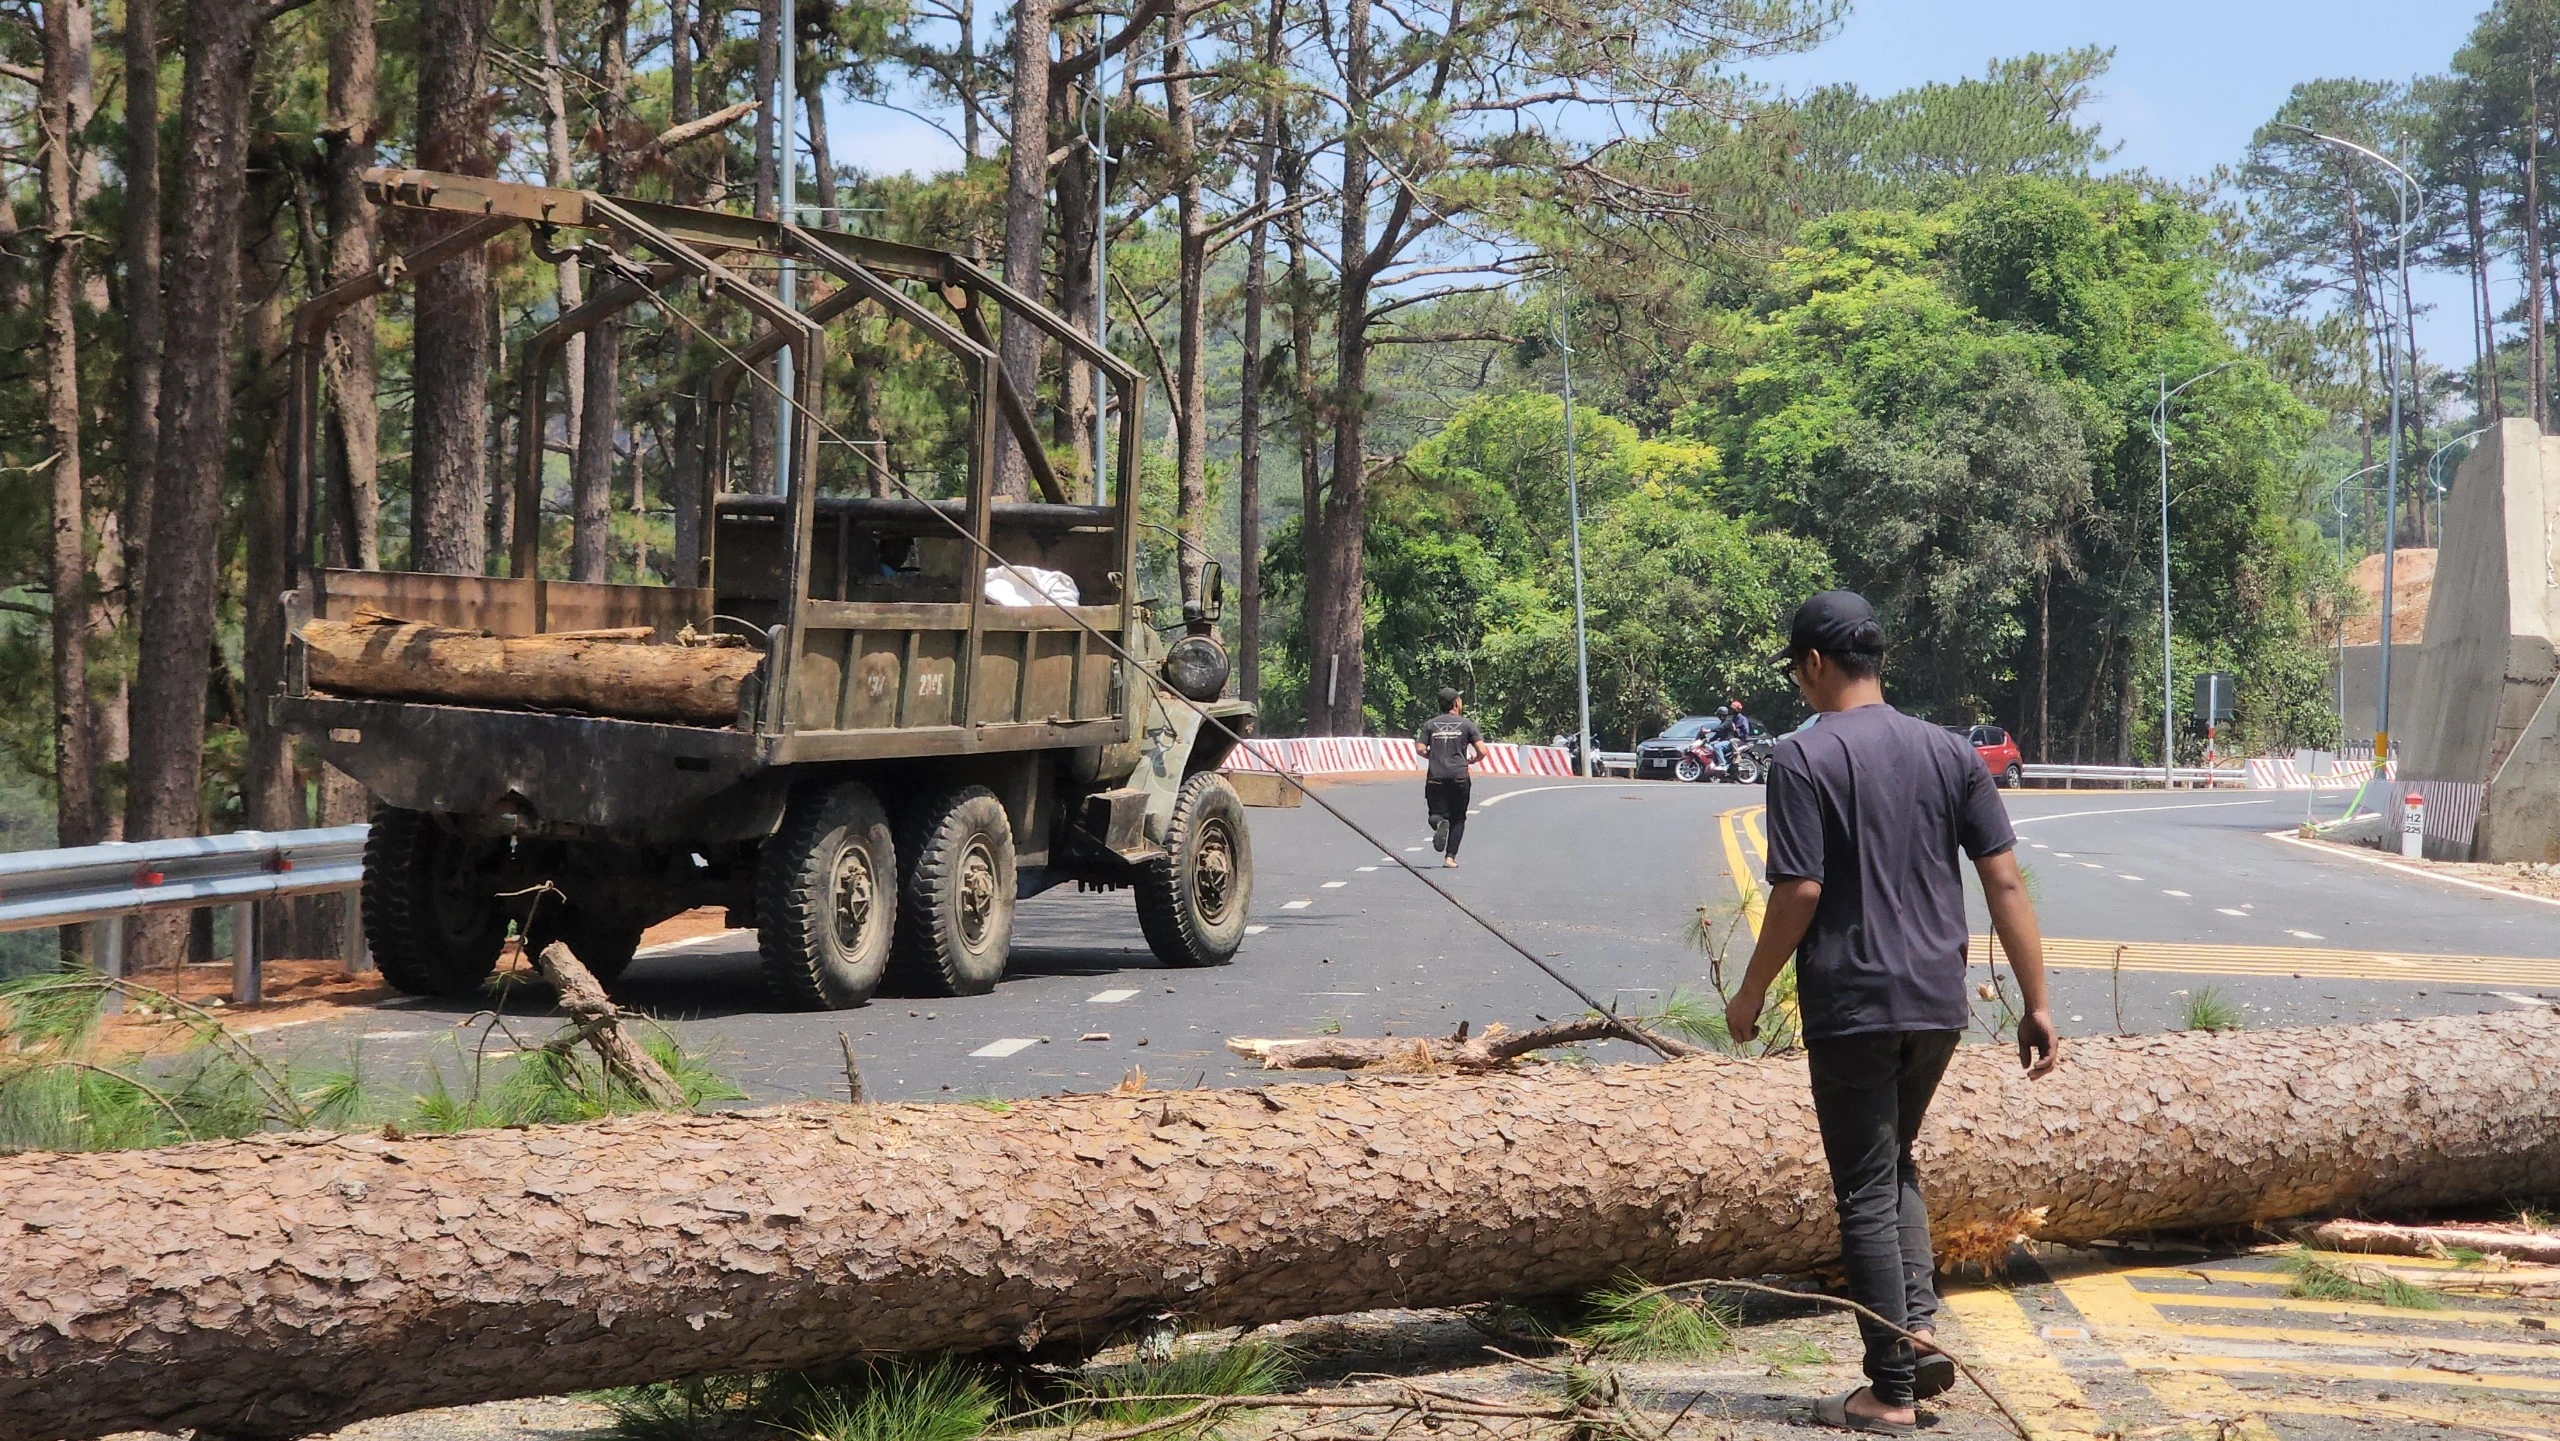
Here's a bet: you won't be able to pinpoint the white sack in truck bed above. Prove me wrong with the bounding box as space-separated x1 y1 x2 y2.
299 606 762 726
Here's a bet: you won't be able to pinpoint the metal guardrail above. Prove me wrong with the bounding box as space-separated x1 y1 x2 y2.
2020 764 2247 789
0 825 372 1007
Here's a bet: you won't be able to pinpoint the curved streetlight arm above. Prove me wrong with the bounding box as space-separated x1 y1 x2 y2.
2427 427 2489 496
2149 359 2247 445
2283 124 2427 245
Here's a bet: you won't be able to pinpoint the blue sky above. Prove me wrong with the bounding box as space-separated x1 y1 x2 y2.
825 0 2493 371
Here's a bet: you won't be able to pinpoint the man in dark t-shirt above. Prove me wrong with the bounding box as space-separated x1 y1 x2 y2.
1413 688 1486 868
1725 591 2061 1434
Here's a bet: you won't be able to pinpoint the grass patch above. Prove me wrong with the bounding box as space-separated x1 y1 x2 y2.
1757 1336 1829 1375
0 971 736 1155
2282 1249 2441 1310
607 1359 1001 1441
1058 1339 1295 1437
2181 986 2242 1033
1574 1276 1737 1360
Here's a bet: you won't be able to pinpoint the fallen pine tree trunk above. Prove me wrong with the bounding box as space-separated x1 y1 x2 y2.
299 606 761 725
2301 1218 2560 1266
8 1009 2560 1441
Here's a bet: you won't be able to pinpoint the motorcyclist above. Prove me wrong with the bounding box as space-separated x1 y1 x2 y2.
1719 699 1759 779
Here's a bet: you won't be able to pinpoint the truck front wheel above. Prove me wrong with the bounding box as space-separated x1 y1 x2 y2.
1136 772 1252 968
893 786 1016 996
363 807 508 998
757 782 899 1010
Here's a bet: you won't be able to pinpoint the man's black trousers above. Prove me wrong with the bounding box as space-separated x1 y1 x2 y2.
1423 777 1470 857
1804 1028 1962 1407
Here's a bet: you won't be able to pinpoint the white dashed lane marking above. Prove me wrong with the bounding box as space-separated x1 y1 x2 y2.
1087 988 1140 1004
2217 908 2248 917
1356 865 1379 872
1322 880 1348 889
2163 890 2191 898
1282 899 1312 910
2286 929 2324 940
971 1038 1039 1059
2118 874 2144 881
1244 924 1270 936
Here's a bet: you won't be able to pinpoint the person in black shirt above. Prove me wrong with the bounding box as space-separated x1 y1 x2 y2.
1725 591 2061 1434
1413 688 1486 868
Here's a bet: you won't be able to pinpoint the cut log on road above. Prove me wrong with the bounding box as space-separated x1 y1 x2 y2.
299 606 760 724
1228 1016 1703 1071
8 1010 2560 1441
2303 1218 2560 1266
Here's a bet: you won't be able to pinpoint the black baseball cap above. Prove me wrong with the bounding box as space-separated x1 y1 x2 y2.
1772 590 1887 668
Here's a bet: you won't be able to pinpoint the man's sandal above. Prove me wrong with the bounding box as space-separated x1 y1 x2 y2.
1913 1351 1956 1400
1814 1390 1917 1436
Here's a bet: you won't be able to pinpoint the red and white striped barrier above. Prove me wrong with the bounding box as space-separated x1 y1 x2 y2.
2244 756 2393 791
1224 736 1578 779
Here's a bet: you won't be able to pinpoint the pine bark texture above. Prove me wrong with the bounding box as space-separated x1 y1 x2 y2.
39 0 97 852
8 1011 2560 1441
300 612 760 723
125 0 259 849
321 0 381 569
410 0 496 573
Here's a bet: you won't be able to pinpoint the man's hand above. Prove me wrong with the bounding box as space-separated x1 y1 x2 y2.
2017 1009 2062 1078
1725 987 1764 1046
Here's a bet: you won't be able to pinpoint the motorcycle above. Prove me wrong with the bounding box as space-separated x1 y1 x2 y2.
1676 733 1772 785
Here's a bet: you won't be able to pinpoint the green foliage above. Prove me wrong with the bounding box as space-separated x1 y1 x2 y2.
1574 1278 1738 1360
0 973 733 1155
2180 987 2242 1033
607 1359 1001 1441
2281 1249 2441 1310
1058 1339 1295 1437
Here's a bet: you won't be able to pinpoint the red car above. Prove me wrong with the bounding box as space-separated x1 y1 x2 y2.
1948 724 2023 788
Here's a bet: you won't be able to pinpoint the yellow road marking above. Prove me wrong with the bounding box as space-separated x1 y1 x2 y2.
2055 1272 2283 1441
1978 935 2560 989
1715 805 1765 936
2123 1316 2560 1362
2141 1351 2560 1398
2263 1395 2560 1440
2143 1291 2560 1330
1938 1288 2108 1439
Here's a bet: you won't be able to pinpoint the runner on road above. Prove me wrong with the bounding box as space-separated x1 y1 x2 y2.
1414 688 1487 868
1724 590 2062 1434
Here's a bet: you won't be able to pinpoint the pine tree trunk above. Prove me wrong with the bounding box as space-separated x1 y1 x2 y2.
1307 0 1372 735
39 0 97 853
411 0 496 573
1234 0 1280 706
117 0 162 674
995 0 1053 501
125 0 259 857
239 181 316 954
9 1012 2560 1441
573 0 632 583
535 0 587 527
1168 28 1206 607
321 0 380 569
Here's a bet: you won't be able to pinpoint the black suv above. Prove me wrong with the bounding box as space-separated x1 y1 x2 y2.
1634 716 1724 781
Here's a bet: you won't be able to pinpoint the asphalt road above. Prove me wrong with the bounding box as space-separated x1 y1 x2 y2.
278 778 2560 1105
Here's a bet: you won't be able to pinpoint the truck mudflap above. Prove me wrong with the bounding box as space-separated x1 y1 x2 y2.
275 695 778 842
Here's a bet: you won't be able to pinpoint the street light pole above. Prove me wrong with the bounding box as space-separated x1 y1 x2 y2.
1555 303 1595 778
2149 359 2243 789
2290 125 2423 768
2329 461 2385 753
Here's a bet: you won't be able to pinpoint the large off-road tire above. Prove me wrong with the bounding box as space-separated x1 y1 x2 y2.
1136 771 1253 968
522 905 648 987
362 806 508 998
757 782 899 1010
891 786 1016 997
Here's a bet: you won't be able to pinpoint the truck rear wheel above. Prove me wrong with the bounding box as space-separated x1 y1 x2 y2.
363 806 508 998
1136 772 1252 968
757 782 899 1010
523 905 647 987
892 786 1015 996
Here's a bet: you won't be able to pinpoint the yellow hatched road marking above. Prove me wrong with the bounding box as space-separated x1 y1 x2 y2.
2120 1316 2560 1362
2144 1290 2560 1330
2144 1266 2556 1295
2054 1272 2282 1441
1714 806 1765 936
2263 1396 2560 1440
1938 1288 2108 1440
1977 935 2560 989
2139 1351 2560 1398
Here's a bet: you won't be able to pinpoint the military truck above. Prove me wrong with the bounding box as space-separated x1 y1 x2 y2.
271 169 1255 1009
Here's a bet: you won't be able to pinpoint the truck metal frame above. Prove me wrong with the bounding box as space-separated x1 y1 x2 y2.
271 168 1255 1010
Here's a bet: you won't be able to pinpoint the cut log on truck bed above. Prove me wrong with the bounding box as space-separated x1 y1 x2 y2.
299 606 760 725
6 1008 2560 1441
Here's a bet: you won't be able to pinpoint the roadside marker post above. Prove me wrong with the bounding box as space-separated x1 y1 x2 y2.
2402 792 2426 860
